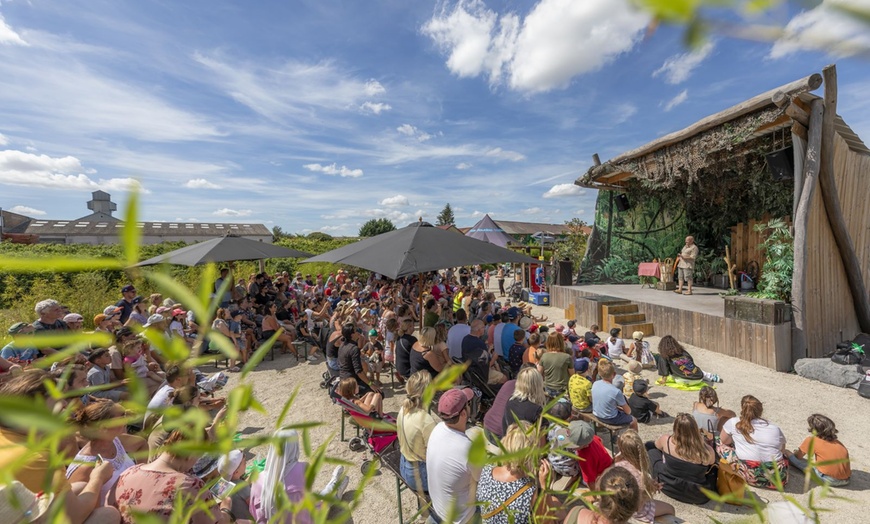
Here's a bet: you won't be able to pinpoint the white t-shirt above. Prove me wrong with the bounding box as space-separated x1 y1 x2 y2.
722 417 786 463
447 323 471 362
169 320 185 338
606 337 625 359
492 323 506 358
427 422 481 523
147 384 174 413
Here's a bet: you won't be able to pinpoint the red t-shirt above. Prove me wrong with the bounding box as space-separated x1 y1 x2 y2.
576 435 613 486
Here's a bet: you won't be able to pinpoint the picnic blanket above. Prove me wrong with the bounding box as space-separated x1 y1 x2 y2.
658 376 710 391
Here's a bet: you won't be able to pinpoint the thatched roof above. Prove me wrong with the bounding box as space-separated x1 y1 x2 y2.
577 71 868 191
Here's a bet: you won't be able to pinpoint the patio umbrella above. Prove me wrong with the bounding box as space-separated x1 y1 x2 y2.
301 220 537 279
132 235 312 267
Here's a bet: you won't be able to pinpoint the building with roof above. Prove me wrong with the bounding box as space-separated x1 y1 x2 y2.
461 216 590 246
1 191 272 245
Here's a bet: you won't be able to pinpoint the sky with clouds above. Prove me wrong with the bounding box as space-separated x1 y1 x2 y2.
1 0 868 235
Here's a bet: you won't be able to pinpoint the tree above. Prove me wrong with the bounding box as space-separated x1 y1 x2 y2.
307 232 334 241
272 225 289 240
359 218 396 237
436 203 455 226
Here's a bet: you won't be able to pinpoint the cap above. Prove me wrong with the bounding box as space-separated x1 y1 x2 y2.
217 450 244 479
162 298 181 308
506 307 520 320
632 331 644 340
567 334 580 343
103 306 121 316
131 296 143 305
555 324 565 332
627 360 642 374
171 308 186 317
63 313 84 323
155 306 171 314
633 379 650 395
567 420 595 448
231 309 245 318
7 321 30 334
368 329 378 337
438 388 475 418
121 285 136 293
93 314 108 325
144 314 166 327
191 455 220 479
573 358 589 373
483 314 493 324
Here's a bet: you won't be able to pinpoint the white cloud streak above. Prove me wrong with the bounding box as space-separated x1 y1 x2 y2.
769 0 870 59
184 178 222 189
213 208 253 217
0 14 27 46
653 42 714 84
663 89 688 112
0 149 149 193
9 205 46 216
303 162 364 178
379 194 410 207
360 101 392 114
543 183 583 198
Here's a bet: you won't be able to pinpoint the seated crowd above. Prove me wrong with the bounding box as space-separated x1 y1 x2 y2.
0 265 853 524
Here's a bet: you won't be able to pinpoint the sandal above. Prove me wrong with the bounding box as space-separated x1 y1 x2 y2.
228 366 241 373
683 291 693 295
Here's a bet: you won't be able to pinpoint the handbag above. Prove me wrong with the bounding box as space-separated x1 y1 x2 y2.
717 459 748 505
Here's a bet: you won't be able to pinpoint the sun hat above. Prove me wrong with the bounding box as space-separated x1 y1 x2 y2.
7 322 30 335
627 360 642 374
438 388 475 418
567 421 595 448
63 313 83 323
0 481 54 522
633 379 650 395
217 450 244 479
632 331 644 340
143 314 166 328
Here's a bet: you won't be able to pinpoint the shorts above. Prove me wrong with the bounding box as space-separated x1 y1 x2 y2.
367 358 383 373
678 267 693 282
597 410 634 426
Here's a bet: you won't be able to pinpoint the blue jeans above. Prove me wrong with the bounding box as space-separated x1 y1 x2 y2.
400 455 429 493
788 454 850 486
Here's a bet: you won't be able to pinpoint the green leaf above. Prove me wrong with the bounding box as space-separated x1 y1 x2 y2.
422 363 467 409
122 189 141 268
142 271 208 326
0 396 70 433
467 430 488 467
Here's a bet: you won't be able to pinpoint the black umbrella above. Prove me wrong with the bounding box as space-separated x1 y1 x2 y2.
301 220 537 279
132 235 312 267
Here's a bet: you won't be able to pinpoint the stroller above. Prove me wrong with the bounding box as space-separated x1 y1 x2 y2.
329 379 399 474
508 280 523 300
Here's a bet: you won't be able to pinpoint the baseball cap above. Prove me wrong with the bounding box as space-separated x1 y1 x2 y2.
7 322 30 334
93 314 108 325
567 420 595 448
171 308 186 317
573 358 589 373
368 329 378 337
156 306 171 315
506 307 520 320
121 285 136 293
103 306 121 316
567 334 580 343
63 313 84 323
484 314 494 324
144 314 166 327
438 388 475 418
131 296 143 305
632 331 644 340
633 379 650 395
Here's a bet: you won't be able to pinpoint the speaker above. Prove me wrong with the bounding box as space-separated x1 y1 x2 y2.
615 193 631 212
557 260 573 285
766 146 794 181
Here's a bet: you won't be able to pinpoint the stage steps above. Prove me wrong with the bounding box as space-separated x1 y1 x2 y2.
603 302 655 337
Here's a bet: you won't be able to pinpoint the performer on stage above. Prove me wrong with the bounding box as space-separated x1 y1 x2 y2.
675 236 699 295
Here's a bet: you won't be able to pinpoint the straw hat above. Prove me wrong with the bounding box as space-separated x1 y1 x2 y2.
0 481 53 523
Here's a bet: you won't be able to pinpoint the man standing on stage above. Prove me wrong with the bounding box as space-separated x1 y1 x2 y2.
675 236 699 295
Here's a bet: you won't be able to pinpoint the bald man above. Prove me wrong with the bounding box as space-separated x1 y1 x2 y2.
676 236 699 295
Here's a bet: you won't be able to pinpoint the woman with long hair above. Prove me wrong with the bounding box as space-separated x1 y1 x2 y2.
502 367 547 435
410 327 446 378
397 370 438 493
614 430 675 522
249 429 347 523
536 334 573 398
565 466 641 524
261 302 297 358
692 386 736 438
719 395 788 489
646 413 717 505
655 335 721 386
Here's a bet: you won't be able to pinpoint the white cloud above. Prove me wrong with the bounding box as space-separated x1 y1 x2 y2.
612 103 638 125
320 223 351 232
360 101 392 114
653 42 714 84
470 210 495 218
456 162 472 170
184 178 222 189
213 208 253 217
573 209 587 215
663 89 688 112
0 133 8 146
303 162 364 178
423 0 649 92
521 207 542 215
397 124 433 142
543 183 583 198
769 0 870 59
379 194 410 207
364 80 386 96
484 147 525 162
0 150 150 193
0 14 27 46
9 205 46 216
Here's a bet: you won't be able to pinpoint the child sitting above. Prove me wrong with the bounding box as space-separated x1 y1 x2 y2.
614 430 675 523
86 348 128 401
569 420 613 487
655 335 722 385
523 333 541 365
785 414 851 486
566 319 579 338
507 328 527 376
626 331 655 369
568 359 593 414
628 380 667 424
546 400 580 478
361 329 384 386
622 360 644 397
120 340 164 395
337 377 384 417
592 359 638 430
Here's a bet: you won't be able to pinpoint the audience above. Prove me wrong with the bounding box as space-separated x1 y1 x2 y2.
719 395 788 489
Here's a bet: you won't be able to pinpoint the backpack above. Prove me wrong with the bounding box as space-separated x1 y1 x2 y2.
858 371 870 399
831 342 865 366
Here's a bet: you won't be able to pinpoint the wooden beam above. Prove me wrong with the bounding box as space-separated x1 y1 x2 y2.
792 96 811 113
786 103 810 127
817 64 870 333
598 171 634 185
791 98 824 365
608 73 822 164
592 153 601 167
791 122 808 141
771 91 789 108
753 114 792 135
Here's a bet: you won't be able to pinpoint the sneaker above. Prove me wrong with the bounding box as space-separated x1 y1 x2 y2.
334 475 349 499
307 355 318 362
656 411 670 419
320 465 345 494
710 374 723 383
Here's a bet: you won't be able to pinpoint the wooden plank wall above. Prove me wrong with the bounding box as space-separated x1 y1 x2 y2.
730 214 792 273
804 133 870 357
552 286 792 371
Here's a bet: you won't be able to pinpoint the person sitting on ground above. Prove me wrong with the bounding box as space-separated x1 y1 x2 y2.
427 388 481 523
565 466 640 524
647 413 718 505
692 386 736 439
628 380 667 424
584 324 601 348
614 430 675 523
1 321 41 362
337 377 383 417
146 386 227 462
719 395 788 489
592 359 638 430
570 420 614 488
502 367 547 435
626 331 655 368
784 414 850 487
397 370 438 494
537 334 573 398
66 400 146 507
216 450 253 522
507 327 527 376
605 328 629 362
410 326 447 379
565 319 579 338
86 349 128 401
655 335 721 385
567 358 593 414
621 360 644 398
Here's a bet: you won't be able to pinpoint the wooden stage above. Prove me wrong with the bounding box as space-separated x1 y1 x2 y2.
551 285 793 372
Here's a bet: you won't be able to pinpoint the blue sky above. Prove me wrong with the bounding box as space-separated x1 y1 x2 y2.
1 0 868 236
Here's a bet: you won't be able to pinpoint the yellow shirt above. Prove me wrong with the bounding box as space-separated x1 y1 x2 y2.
568 374 592 411
397 407 438 463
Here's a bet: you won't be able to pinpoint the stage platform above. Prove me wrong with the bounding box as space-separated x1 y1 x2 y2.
551 284 792 372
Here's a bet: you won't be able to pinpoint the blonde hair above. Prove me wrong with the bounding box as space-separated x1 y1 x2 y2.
598 358 616 380
672 413 710 464
402 370 432 413
501 423 535 474
616 430 656 500
418 327 436 347
511 367 546 406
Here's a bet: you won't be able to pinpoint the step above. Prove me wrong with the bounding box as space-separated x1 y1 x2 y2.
609 313 646 326
606 304 639 315
564 303 575 321
614 321 655 337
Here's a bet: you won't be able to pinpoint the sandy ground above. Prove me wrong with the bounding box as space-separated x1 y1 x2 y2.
216 293 869 524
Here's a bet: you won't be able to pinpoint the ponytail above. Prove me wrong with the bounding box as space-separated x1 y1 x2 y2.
735 395 764 443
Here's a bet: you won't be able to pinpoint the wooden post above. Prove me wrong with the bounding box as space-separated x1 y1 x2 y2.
817 65 870 333
724 245 737 290
791 98 824 364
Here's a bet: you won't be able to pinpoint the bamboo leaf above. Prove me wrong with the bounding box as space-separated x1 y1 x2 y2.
422 363 467 409
122 189 141 268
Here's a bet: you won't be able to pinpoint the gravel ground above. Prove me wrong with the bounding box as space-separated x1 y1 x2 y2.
218 298 869 524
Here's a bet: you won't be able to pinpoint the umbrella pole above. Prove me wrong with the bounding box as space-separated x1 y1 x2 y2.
259 259 266 274
418 273 423 333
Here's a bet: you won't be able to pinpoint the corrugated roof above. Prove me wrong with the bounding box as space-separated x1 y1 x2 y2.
24 220 272 237
490 220 572 237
